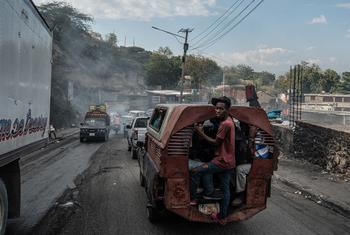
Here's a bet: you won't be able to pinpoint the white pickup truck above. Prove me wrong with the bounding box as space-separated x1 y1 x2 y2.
127 117 149 159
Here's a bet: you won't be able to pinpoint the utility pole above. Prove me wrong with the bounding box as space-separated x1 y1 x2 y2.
178 28 192 103
151 26 192 103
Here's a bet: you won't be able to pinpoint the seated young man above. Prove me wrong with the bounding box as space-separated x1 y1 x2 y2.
232 126 272 206
190 96 235 223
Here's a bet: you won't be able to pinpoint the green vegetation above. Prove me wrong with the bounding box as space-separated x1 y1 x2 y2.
274 62 348 94
38 2 151 128
144 47 182 89
37 2 349 128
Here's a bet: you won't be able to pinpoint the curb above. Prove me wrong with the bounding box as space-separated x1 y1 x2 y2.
273 173 350 219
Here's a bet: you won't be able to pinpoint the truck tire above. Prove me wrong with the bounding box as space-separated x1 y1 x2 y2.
146 206 159 223
80 137 84 142
0 179 8 235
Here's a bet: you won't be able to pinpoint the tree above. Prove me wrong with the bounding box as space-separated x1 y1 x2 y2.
144 53 181 89
38 2 93 45
256 71 276 86
337 72 350 94
300 62 323 93
236 64 254 81
185 55 222 88
223 66 240 85
321 69 340 92
156 47 173 57
274 75 290 93
105 33 117 47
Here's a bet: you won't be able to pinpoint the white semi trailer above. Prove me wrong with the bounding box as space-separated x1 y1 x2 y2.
0 0 52 233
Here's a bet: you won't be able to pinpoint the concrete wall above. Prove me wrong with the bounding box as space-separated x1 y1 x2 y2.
273 122 350 175
272 125 294 157
302 111 350 126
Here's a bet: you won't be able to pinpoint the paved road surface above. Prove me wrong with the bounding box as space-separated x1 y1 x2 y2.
31 136 350 235
8 135 105 234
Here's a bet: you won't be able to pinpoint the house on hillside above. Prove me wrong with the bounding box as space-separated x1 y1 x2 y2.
214 85 246 105
257 91 277 110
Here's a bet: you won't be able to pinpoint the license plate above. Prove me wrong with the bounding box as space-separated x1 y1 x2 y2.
89 133 95 136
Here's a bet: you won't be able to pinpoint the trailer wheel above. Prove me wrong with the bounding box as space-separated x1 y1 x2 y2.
0 179 8 235
146 206 159 223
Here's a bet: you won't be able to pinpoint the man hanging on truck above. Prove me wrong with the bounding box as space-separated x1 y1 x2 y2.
190 96 235 224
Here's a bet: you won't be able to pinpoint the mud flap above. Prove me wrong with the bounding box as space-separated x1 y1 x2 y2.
164 178 189 209
246 159 273 207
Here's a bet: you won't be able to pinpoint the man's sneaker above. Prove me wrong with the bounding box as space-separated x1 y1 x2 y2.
202 192 222 200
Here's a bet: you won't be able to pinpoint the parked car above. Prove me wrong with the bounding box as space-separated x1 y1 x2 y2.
128 110 146 119
127 116 149 159
138 104 279 223
121 115 134 151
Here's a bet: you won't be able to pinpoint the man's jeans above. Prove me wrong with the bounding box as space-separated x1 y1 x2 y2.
190 162 232 218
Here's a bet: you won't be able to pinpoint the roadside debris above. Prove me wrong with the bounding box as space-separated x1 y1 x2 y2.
60 202 74 208
294 190 302 195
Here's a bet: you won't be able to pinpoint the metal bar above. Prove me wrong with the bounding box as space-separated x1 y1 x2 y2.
299 66 304 120
152 26 185 39
296 64 300 121
293 66 297 127
289 66 292 127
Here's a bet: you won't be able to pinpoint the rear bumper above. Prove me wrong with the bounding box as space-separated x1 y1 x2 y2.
80 129 107 138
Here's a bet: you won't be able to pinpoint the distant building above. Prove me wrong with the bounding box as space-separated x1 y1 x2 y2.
257 91 277 110
145 90 191 107
303 94 350 112
214 85 246 105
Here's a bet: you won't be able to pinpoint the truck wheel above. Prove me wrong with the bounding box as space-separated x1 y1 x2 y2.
131 147 138 159
140 171 145 187
0 179 8 235
146 206 159 223
80 138 84 142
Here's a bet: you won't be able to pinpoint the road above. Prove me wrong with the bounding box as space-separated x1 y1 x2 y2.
7 133 105 234
23 135 350 235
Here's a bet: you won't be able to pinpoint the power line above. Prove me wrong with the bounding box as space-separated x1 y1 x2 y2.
194 51 233 66
191 0 242 42
191 0 246 47
191 0 257 50
172 35 183 45
191 0 264 51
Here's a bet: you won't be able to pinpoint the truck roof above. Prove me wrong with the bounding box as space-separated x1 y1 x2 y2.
150 104 273 148
29 0 52 33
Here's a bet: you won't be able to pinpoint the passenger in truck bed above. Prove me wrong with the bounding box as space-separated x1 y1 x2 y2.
232 125 273 206
189 118 219 165
190 96 235 224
